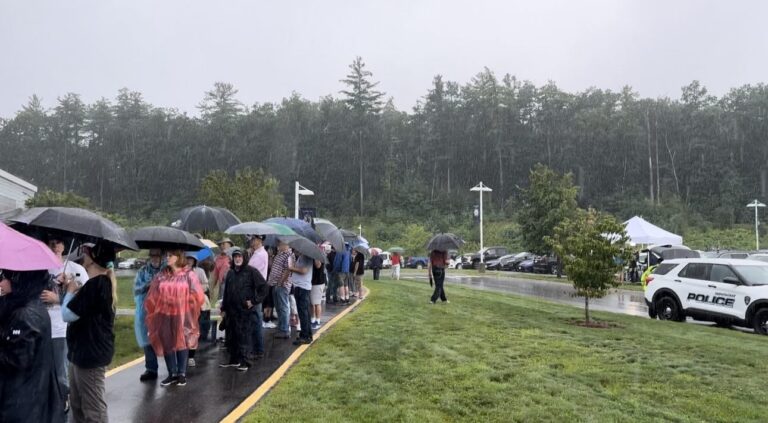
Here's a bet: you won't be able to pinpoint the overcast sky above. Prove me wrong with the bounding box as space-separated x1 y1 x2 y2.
1 0 766 117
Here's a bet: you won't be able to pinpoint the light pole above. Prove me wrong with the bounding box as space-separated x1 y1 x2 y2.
747 199 766 250
470 182 492 268
294 181 314 219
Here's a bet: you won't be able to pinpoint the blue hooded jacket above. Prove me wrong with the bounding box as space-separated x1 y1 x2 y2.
133 260 164 347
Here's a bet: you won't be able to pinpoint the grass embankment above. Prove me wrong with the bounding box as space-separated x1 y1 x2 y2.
112 316 142 369
246 277 767 422
116 276 135 309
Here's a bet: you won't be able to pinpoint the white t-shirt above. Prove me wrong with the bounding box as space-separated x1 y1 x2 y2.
48 261 89 338
288 255 313 291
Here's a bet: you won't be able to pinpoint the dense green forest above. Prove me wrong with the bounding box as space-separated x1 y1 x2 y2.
2 57 768 243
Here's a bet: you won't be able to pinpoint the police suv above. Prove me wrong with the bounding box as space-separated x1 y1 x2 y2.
644 258 768 334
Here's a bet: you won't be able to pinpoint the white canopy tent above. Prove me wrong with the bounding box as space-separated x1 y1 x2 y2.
623 216 683 246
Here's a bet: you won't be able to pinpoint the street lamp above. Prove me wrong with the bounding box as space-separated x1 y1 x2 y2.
747 199 766 250
470 182 492 266
294 181 314 219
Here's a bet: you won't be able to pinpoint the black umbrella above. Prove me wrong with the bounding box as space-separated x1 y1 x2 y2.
425 233 465 252
339 229 358 241
263 217 323 243
285 237 327 263
130 226 205 251
8 207 138 250
313 218 345 252
178 206 241 233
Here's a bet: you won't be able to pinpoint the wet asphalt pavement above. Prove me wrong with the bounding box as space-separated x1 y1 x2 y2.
407 271 649 317
106 302 353 423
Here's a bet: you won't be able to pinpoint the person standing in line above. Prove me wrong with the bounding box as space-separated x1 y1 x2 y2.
287 252 313 345
310 258 326 329
0 269 64 423
61 241 117 422
41 236 88 413
246 235 269 360
428 249 449 304
337 243 351 304
133 248 164 382
369 250 383 281
220 248 265 371
269 240 293 339
391 252 402 280
185 253 210 367
326 247 338 304
144 249 205 387
351 249 366 300
210 238 233 342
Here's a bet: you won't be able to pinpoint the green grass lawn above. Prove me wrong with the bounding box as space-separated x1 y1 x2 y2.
112 316 142 369
116 276 135 309
246 277 768 422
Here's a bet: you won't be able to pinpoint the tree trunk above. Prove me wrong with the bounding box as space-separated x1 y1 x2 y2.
654 111 660 205
646 109 654 203
584 296 590 324
359 131 364 217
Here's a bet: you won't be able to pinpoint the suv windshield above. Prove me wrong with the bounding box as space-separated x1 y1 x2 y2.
733 265 768 286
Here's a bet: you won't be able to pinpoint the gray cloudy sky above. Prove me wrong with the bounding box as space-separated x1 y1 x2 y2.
1 0 766 117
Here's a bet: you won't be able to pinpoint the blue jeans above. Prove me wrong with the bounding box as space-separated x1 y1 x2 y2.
273 286 290 335
164 349 189 376
251 303 264 354
294 287 313 341
52 338 69 399
143 345 158 373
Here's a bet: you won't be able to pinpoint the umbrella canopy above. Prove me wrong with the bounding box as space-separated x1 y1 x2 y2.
313 218 345 252
263 222 301 247
263 217 323 243
129 226 205 251
0 222 62 271
8 207 138 250
425 233 465 252
178 205 241 233
226 221 283 236
370 247 382 255
339 229 358 241
389 247 405 254
190 247 213 262
200 239 218 249
353 244 370 256
286 237 327 263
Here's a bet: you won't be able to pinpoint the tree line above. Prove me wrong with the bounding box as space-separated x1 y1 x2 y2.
2 57 767 230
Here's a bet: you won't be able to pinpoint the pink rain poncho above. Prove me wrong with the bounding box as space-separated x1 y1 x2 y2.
144 267 205 356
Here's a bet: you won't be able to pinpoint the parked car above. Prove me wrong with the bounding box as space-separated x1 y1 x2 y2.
468 246 509 269
504 252 535 271
452 254 472 269
118 258 138 269
748 253 768 263
406 256 429 269
717 251 750 259
517 259 535 272
642 245 699 266
644 258 768 334
486 254 516 271
533 256 558 274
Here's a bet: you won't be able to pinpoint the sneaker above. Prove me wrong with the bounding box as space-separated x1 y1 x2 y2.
429 301 436 304
188 358 196 367
160 376 176 386
219 362 238 368
176 375 187 386
139 371 158 382
265 321 277 328
236 363 249 372
311 321 319 329
274 332 290 339
254 352 265 359
292 338 312 346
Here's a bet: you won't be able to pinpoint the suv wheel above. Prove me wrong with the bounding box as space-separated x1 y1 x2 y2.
416 264 423 270
655 295 682 322
752 308 768 335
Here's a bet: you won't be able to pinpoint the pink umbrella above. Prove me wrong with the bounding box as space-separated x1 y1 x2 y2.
0 222 62 271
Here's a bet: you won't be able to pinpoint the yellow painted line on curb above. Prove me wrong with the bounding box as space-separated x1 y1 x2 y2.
106 356 144 377
220 288 369 423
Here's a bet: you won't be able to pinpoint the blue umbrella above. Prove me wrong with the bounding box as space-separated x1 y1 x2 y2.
263 217 323 243
192 246 213 262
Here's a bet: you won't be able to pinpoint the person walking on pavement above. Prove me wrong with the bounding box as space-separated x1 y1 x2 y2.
210 238 233 342
144 249 205 387
269 239 293 339
391 252 402 280
0 269 64 423
61 241 118 422
428 249 449 304
246 235 269 360
133 248 164 382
